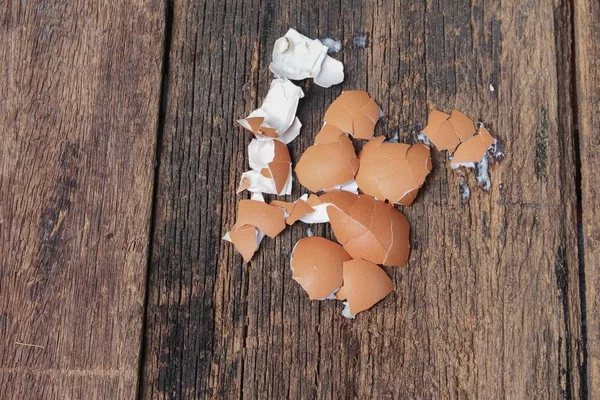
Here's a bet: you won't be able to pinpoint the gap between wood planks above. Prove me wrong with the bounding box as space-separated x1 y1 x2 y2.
570 0 588 398
136 1 175 399
135 1 591 399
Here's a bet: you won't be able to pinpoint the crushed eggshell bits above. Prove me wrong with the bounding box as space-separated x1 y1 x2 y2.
291 237 351 300
336 258 393 318
295 124 360 192
355 136 432 206
324 192 410 267
324 91 382 140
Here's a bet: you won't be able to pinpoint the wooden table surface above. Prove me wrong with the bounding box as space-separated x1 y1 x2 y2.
1 1 599 399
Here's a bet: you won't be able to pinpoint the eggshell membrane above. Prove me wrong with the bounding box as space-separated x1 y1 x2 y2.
286 199 315 225
451 126 496 166
291 237 351 300
355 136 432 206
236 199 286 238
323 91 381 140
295 127 359 192
228 224 260 263
325 193 410 267
237 79 305 143
338 258 393 317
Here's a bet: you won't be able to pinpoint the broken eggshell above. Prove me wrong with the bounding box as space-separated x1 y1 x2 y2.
223 193 272 263
238 139 292 195
336 258 393 318
290 237 352 300
223 224 265 263
270 194 332 224
451 126 496 168
295 124 360 193
324 192 410 267
238 78 304 143
269 29 344 88
270 194 316 225
324 91 382 140
421 109 478 152
235 198 286 238
355 136 432 206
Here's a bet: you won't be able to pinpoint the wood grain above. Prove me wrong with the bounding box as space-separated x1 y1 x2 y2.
141 0 585 398
574 0 600 397
0 2 164 399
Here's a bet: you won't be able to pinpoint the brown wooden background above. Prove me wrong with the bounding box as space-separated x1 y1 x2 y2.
1 0 599 399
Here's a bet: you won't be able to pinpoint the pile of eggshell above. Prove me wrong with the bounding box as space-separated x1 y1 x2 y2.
224 29 502 318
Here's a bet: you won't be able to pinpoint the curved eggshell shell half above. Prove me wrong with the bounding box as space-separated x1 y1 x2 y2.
355 136 432 206
236 199 286 238
323 91 381 140
338 258 393 317
451 126 496 166
295 127 359 192
291 237 352 300
325 193 410 267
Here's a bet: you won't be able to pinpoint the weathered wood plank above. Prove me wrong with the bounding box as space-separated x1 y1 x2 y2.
142 0 583 398
574 0 600 397
0 2 164 398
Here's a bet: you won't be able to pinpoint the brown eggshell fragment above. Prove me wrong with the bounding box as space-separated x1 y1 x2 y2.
448 110 477 141
286 199 315 225
325 193 410 267
323 91 382 140
240 116 279 139
272 140 292 162
451 126 496 166
236 199 286 238
339 259 393 318
355 136 432 206
295 127 359 192
267 141 292 194
228 224 261 263
318 190 359 211
424 110 461 151
245 117 265 133
314 124 345 144
306 194 321 207
291 237 352 300
422 110 450 136
270 200 295 215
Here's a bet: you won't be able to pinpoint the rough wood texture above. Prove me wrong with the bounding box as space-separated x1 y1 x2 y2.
141 0 584 399
0 2 164 398
575 0 600 397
